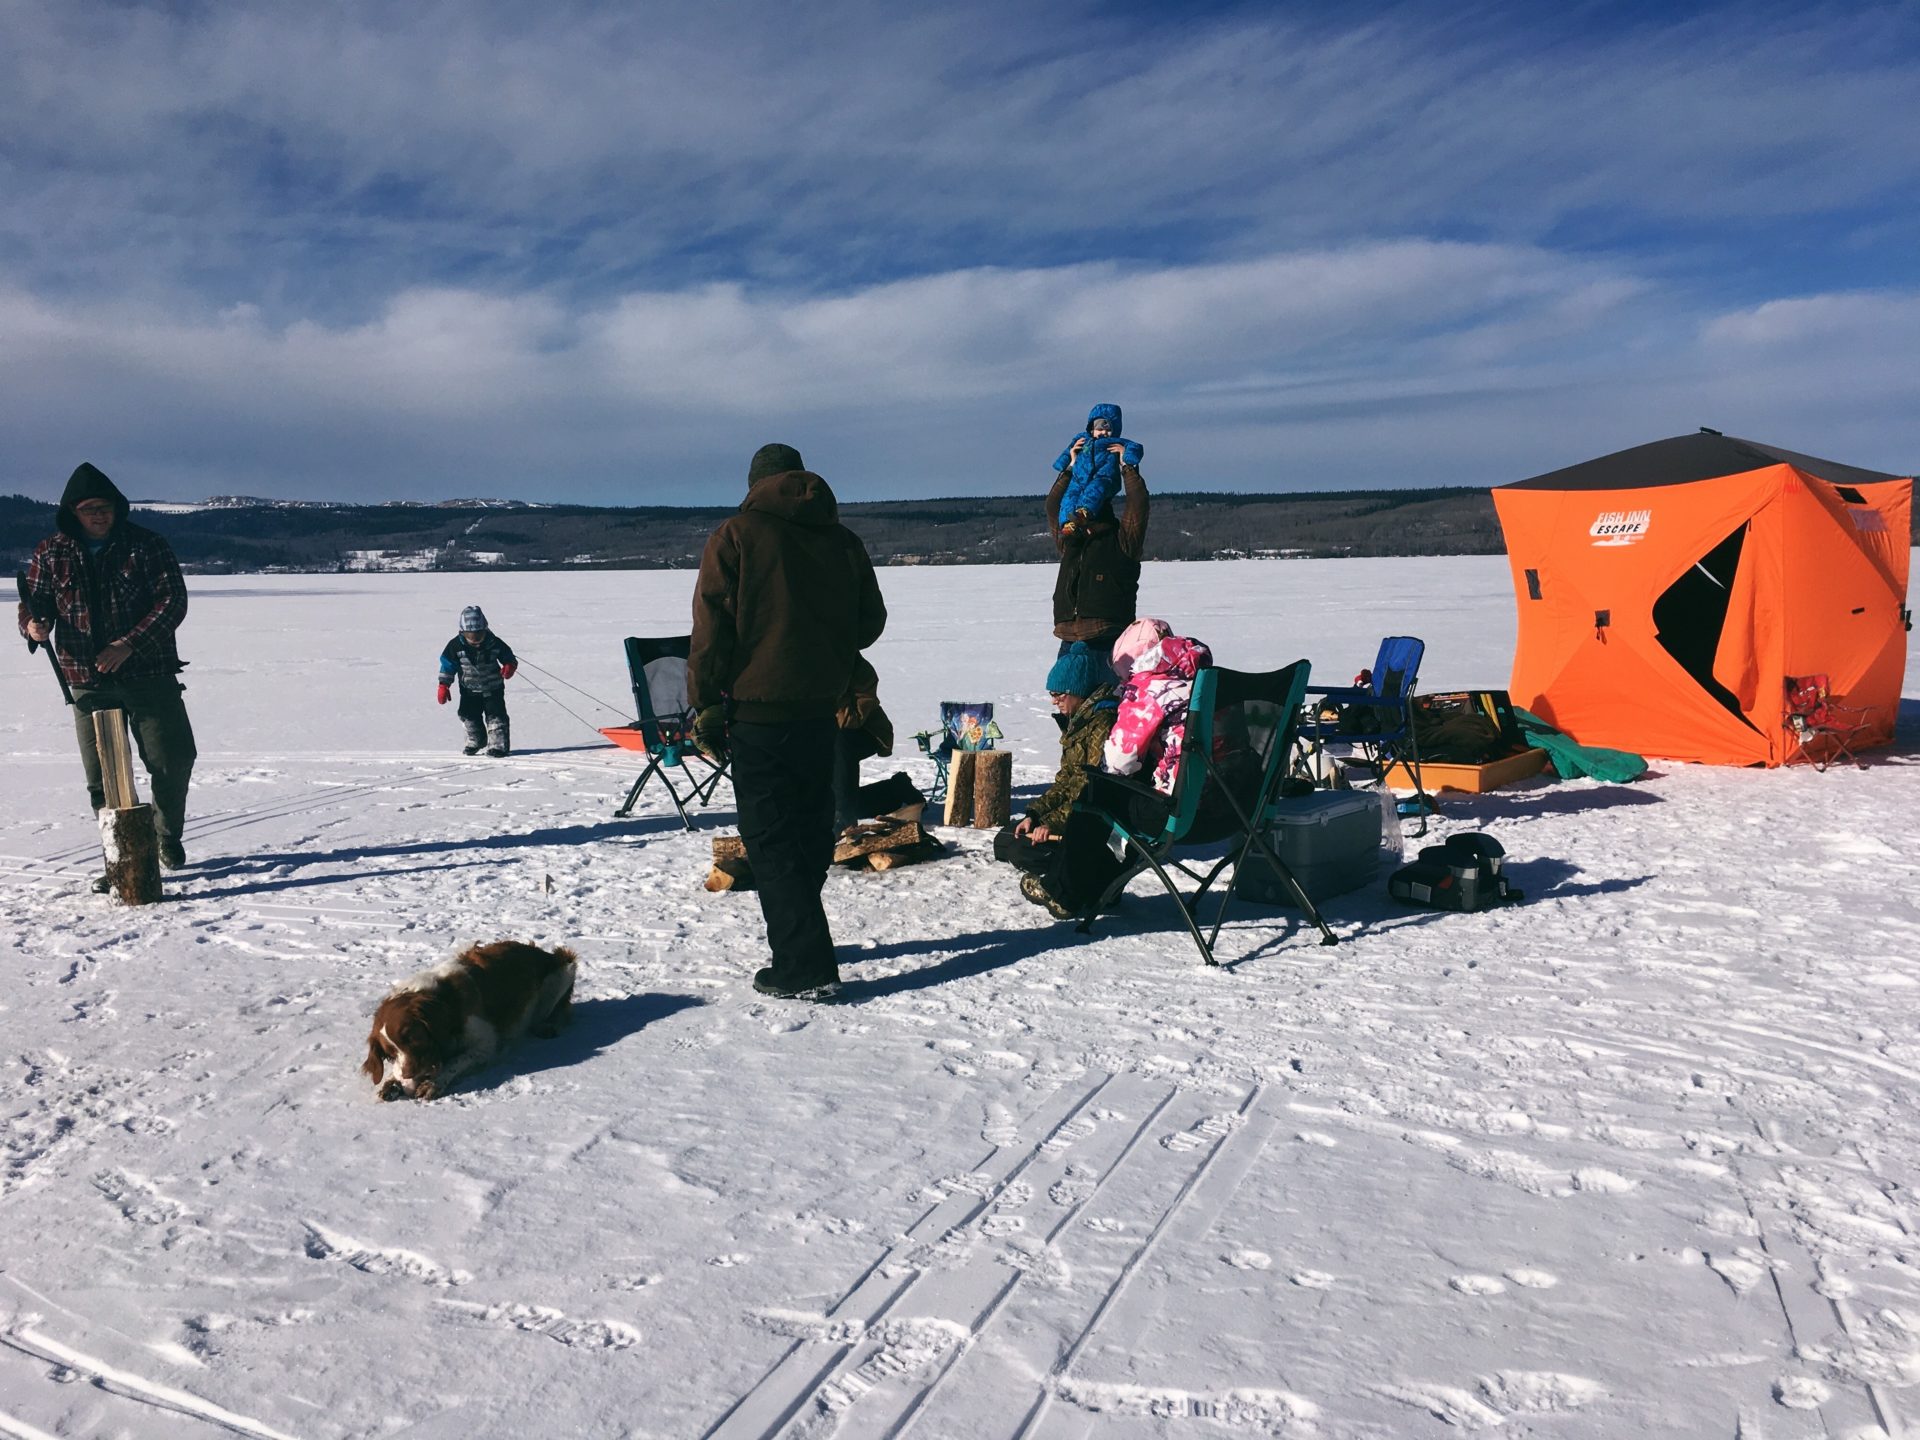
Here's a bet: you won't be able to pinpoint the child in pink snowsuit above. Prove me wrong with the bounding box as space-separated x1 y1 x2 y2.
1102 618 1213 796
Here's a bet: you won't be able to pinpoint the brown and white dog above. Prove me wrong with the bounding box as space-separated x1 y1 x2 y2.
363 941 577 1101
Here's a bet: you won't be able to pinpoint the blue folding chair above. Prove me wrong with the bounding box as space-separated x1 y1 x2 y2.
1303 635 1432 836
600 635 731 829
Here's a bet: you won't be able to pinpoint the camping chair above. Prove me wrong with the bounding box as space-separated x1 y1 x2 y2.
912 702 1003 803
1783 674 1876 772
1073 661 1339 966
1301 635 1432 837
599 636 731 828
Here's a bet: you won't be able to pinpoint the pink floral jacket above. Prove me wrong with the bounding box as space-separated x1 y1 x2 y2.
1102 634 1213 795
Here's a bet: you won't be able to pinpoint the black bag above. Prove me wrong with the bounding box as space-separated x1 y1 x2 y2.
1388 832 1523 911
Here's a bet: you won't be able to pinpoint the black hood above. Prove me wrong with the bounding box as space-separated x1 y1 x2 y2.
57 462 130 539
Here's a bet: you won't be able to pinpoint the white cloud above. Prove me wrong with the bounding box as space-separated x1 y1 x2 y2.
4 242 1911 502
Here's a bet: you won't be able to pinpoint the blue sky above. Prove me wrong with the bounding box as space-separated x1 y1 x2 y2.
3 0 1917 505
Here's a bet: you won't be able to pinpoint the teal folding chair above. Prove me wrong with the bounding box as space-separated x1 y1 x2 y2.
1074 660 1338 965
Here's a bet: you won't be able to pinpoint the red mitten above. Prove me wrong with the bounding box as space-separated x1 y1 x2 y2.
437 683 451 705
500 662 516 680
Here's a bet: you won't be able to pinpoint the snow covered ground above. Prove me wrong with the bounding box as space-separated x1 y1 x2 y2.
3 557 1918 1440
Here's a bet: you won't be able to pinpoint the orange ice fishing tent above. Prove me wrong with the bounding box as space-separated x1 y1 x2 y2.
1492 430 1912 766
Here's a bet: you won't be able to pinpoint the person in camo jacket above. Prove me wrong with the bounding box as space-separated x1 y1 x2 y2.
991 642 1118 877
437 605 517 756
17 462 197 892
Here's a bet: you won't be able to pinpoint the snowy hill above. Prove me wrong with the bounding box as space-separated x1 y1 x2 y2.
1 558 1917 1438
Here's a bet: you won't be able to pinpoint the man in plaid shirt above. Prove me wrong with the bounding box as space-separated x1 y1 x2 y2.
18 463 197 885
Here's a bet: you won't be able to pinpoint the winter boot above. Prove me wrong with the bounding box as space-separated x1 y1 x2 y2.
752 966 841 1000
160 838 186 870
485 711 511 758
462 714 486 755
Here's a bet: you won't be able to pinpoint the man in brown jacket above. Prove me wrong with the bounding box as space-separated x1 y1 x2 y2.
689 443 887 998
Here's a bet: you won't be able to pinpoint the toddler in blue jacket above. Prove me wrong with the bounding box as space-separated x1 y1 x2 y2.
1052 403 1144 536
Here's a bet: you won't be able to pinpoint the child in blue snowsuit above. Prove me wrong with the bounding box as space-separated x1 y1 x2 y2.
437 605 517 756
1051 403 1144 537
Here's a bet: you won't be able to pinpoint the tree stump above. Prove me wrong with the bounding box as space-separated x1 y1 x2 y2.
942 750 1010 828
99 804 163 905
91 709 161 904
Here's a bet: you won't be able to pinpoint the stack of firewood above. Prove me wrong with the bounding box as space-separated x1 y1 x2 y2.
705 804 944 892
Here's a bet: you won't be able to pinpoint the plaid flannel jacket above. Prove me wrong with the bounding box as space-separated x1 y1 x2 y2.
16 525 189 689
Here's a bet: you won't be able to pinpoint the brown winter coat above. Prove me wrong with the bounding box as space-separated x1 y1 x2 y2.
836 654 894 756
689 469 887 722
1047 463 1149 641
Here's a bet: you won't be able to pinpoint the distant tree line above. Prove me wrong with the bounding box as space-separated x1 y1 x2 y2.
1 486 1912 575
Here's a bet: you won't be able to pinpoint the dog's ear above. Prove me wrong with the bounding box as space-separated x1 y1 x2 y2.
361 1031 386 1084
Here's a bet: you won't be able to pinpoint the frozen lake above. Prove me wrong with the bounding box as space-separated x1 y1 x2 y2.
2 557 1918 1439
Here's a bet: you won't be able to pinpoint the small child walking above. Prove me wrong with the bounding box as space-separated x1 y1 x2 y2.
437 605 518 756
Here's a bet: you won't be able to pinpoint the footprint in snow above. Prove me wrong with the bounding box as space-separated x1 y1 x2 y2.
1449 1274 1507 1296
1049 1165 1097 1207
1224 1249 1272 1270
1290 1270 1335 1289
1505 1268 1558 1289
708 1253 752 1268
1773 1376 1831 1410
981 1104 1019 1147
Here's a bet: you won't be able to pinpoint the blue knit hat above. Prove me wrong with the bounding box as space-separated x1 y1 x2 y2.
460 605 488 631
1045 642 1101 697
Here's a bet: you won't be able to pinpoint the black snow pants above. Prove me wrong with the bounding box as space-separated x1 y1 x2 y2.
731 716 839 989
458 688 510 753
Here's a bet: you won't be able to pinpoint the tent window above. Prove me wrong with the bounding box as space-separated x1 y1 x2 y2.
1835 485 1867 504
1652 524 1756 729
1525 568 1541 600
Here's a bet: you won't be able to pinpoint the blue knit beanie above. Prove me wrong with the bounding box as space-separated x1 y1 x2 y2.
1045 642 1101 697
460 605 488 631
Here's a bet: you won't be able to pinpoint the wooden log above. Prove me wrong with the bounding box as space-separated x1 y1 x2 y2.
712 834 748 862
92 709 141 810
970 750 1011 830
705 857 754 892
99 803 162 905
942 751 976 827
833 816 924 865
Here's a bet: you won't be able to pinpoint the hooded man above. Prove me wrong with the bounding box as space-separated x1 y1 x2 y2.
17 463 197 886
689 443 887 998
